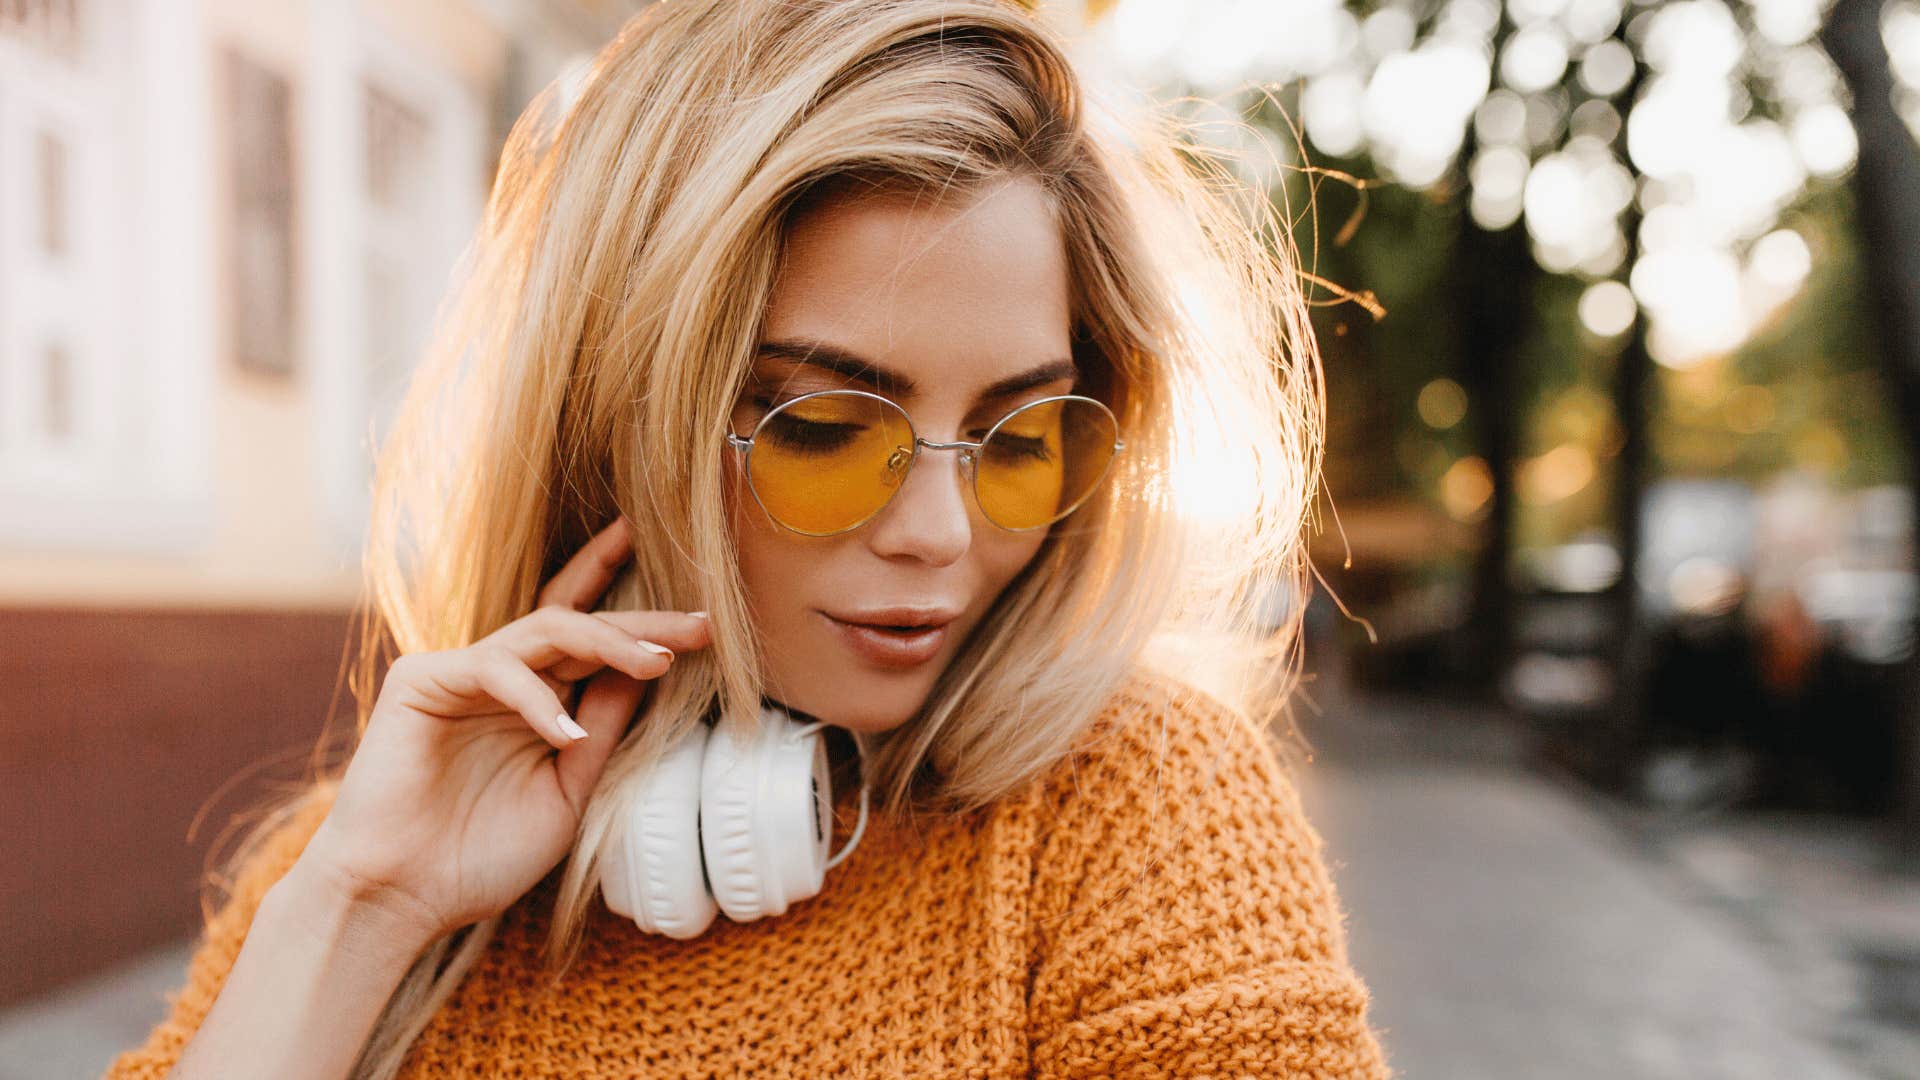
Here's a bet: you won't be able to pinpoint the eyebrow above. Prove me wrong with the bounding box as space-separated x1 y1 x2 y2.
754 338 1077 403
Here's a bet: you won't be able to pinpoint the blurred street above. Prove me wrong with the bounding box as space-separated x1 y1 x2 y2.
5 689 1916 1080
1294 689 1920 1080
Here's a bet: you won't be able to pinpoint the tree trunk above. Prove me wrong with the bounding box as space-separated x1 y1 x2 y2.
1451 208 1528 698
1821 0 1920 869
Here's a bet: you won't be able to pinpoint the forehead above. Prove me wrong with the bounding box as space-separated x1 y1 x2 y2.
755 176 1075 400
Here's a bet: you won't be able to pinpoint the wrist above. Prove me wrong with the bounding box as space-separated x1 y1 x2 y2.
169 851 439 1076
270 853 447 962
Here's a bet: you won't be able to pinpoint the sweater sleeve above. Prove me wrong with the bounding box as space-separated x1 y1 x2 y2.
101 784 337 1080
1025 672 1393 1079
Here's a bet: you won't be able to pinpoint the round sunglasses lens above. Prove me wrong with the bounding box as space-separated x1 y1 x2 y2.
747 391 913 535
976 397 1119 530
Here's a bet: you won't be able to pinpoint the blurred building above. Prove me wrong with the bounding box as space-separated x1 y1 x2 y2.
0 0 637 1006
0 0 637 606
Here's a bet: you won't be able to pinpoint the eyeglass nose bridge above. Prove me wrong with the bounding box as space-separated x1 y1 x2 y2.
887 435 981 477
883 436 987 509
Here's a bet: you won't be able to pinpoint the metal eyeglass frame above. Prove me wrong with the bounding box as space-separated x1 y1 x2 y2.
724 387 1126 537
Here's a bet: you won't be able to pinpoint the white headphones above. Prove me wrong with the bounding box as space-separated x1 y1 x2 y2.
597 699 871 939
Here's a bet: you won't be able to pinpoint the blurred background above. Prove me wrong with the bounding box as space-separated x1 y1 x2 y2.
2 0 1918 1076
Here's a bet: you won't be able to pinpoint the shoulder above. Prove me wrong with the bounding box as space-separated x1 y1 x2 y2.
1029 666 1310 862
1076 665 1282 768
1022 664 1361 978
1020 668 1391 1076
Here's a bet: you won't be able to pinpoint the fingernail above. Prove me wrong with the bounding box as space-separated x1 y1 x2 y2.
688 610 710 620
557 712 589 742
639 640 674 657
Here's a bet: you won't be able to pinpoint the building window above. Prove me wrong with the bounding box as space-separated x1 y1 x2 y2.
0 0 84 63
366 82 429 212
42 341 72 441
362 78 434 442
220 46 297 378
0 0 101 472
36 128 68 257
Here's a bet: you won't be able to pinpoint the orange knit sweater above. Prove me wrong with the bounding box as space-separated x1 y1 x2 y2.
105 669 1393 1078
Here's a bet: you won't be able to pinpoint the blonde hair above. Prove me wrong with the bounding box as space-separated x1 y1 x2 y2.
226 1 1327 1074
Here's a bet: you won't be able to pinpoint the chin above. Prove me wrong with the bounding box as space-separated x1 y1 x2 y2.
766 669 937 735
824 685 930 735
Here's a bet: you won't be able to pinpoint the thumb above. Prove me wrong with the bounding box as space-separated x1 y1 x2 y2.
553 668 648 814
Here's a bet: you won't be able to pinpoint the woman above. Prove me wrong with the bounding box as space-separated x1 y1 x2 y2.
109 0 1391 1076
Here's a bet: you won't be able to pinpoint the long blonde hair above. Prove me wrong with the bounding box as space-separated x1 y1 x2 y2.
229 1 1327 1074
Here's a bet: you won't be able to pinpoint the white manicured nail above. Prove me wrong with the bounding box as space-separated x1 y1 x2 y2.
557 712 588 741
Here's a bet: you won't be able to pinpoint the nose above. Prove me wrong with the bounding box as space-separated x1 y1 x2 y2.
863 441 973 566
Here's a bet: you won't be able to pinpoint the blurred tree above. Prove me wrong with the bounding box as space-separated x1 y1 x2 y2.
1304 0 1868 776
1820 0 1920 865
1080 0 1911 809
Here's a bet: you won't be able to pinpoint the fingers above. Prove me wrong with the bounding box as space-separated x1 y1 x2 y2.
456 645 586 751
590 609 714 656
492 604 683 685
536 516 636 611
404 594 712 755
553 668 649 814
410 605 688 744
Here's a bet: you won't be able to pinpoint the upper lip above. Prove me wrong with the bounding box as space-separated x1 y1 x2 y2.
825 606 963 629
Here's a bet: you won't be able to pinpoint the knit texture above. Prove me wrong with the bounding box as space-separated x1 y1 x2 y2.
104 668 1393 1078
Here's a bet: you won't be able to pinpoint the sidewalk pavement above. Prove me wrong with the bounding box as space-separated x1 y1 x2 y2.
1578 765 1920 1077
1293 688 1919 1080
0 940 191 1080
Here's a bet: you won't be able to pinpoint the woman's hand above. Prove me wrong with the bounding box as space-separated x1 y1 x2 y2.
295 516 712 942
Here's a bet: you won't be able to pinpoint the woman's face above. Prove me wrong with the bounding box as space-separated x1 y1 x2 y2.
725 174 1076 734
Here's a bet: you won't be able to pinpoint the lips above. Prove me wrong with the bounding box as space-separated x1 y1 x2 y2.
820 609 957 668
824 606 961 630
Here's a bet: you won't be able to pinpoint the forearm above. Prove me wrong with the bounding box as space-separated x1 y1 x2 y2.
167 856 439 1080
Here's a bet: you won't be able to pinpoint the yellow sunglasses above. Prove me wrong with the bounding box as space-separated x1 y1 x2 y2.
725 388 1125 537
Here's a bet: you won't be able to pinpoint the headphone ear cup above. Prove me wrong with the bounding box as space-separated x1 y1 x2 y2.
701 706 844 924
600 723 717 939
700 713 771 922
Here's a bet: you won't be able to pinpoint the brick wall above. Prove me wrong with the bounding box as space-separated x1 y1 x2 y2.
0 607 361 1006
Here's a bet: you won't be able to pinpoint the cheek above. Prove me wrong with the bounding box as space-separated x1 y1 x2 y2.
726 461 780 586
725 460 819 622
981 529 1051 592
